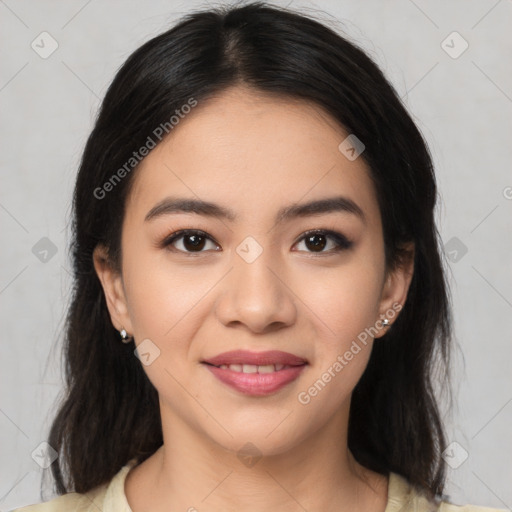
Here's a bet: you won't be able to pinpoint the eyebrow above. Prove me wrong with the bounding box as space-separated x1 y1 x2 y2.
144 195 365 224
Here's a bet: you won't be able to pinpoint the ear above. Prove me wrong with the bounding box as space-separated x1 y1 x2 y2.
374 242 415 339
92 244 133 336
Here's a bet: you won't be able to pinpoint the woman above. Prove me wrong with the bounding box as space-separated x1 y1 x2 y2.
12 2 505 511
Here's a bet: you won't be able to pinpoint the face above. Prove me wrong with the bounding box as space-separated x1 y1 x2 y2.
94 85 413 458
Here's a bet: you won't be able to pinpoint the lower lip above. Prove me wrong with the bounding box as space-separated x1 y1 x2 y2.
203 363 307 396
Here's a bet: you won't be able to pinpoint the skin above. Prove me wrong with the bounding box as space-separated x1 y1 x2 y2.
94 85 414 512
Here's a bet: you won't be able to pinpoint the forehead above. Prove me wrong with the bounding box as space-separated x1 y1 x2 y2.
125 86 380 227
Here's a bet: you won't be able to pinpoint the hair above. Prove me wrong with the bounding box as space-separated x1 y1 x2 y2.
46 0 452 502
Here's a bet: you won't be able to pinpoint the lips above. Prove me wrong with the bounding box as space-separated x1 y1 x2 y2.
202 350 308 367
201 350 308 396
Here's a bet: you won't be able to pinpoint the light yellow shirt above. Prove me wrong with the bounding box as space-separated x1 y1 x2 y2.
10 459 507 512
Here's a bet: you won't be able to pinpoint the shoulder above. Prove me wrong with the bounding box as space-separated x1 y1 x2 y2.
439 504 509 512
9 485 107 512
10 459 136 512
387 472 508 512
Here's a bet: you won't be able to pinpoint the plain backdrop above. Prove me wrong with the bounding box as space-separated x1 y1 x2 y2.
1 0 511 510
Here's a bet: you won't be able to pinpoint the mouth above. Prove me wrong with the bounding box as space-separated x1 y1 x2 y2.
202 362 305 373
201 350 308 396
201 349 308 368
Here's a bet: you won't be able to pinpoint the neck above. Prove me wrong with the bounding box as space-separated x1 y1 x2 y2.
125 400 388 512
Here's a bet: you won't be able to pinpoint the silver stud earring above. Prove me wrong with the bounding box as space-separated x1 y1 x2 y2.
120 328 132 343
382 318 390 327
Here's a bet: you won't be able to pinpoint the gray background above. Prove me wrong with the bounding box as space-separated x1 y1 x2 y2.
1 0 511 510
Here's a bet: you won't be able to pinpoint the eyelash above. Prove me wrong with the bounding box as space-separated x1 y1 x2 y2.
160 228 353 255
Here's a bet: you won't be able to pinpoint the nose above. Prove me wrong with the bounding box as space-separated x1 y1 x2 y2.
214 246 297 334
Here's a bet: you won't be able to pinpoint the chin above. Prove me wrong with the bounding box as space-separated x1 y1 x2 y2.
203 421 308 460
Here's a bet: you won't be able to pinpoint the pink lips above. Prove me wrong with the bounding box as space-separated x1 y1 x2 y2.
202 349 308 367
202 350 308 396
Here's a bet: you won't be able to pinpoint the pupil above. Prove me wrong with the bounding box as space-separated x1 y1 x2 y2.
306 234 326 252
184 234 205 251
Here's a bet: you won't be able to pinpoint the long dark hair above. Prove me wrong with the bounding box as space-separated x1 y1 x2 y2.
46 0 452 501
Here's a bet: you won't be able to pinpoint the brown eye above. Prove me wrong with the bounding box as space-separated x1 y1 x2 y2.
304 233 328 252
162 230 220 253
294 230 352 253
182 233 206 251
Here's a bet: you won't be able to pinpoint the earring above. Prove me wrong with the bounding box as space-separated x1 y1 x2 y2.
382 318 390 327
119 328 132 343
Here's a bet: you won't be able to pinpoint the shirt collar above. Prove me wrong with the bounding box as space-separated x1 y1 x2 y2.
101 459 436 512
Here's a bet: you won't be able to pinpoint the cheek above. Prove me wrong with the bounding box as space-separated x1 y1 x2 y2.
120 249 213 391
300 259 384 346
294 251 384 404
294 274 381 416
120 226 214 337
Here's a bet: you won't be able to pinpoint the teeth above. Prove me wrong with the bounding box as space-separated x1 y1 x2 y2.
257 364 275 373
216 363 292 373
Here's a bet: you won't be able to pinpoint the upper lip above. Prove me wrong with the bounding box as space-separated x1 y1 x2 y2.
202 350 308 367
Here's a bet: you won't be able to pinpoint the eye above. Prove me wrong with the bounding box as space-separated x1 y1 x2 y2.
160 228 352 255
293 229 353 254
161 229 220 253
